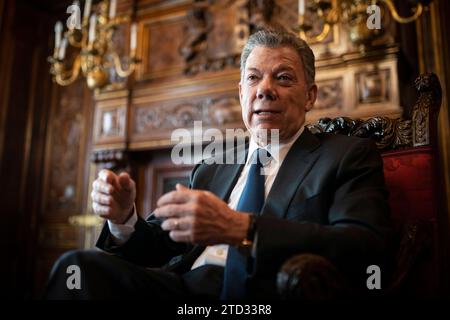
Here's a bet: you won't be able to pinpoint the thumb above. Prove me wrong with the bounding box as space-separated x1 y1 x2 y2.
176 183 188 191
118 172 134 192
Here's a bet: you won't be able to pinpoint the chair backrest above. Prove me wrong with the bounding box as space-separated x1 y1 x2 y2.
307 73 443 296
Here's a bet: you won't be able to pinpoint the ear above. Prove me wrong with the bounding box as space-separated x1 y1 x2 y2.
305 84 317 112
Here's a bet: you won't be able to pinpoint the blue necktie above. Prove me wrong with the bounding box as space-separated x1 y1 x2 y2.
221 148 268 299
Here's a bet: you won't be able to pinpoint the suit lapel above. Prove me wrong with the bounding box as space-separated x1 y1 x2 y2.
261 128 321 219
208 144 248 202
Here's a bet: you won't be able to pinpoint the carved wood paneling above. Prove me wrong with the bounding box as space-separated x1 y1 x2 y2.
131 92 243 149
45 80 86 214
315 77 343 111
93 98 128 149
137 12 187 80
135 95 242 131
356 68 391 105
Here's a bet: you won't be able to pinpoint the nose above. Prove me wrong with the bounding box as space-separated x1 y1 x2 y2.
256 76 276 101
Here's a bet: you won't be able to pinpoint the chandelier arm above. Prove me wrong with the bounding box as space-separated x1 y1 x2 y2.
111 52 135 78
67 35 83 48
313 22 331 42
381 0 423 24
300 22 331 43
55 55 82 86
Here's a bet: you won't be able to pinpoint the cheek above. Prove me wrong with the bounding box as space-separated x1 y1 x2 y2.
240 92 254 118
284 97 306 121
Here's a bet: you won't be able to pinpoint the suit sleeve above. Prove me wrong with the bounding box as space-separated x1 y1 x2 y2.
95 163 202 268
252 139 393 282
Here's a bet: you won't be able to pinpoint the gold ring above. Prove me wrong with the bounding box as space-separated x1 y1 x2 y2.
173 219 179 230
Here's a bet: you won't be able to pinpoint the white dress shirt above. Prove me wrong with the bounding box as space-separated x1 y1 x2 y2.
108 126 305 269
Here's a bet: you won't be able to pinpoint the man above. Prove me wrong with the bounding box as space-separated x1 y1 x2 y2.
45 29 392 299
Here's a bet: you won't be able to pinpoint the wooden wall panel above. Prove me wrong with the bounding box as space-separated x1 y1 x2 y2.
138 14 187 80
0 0 79 299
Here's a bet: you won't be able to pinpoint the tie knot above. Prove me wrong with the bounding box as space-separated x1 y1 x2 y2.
255 148 271 167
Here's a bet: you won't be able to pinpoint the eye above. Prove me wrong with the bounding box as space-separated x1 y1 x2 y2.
277 74 292 81
247 74 258 81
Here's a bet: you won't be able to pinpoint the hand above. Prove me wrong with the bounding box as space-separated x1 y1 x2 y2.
154 184 250 245
91 169 136 224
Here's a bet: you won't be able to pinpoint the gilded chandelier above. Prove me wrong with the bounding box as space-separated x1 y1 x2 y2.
48 0 140 90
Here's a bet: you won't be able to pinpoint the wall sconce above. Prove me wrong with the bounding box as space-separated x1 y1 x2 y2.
296 0 431 51
48 0 140 90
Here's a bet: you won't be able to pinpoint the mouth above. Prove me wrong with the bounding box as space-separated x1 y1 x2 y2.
253 110 281 116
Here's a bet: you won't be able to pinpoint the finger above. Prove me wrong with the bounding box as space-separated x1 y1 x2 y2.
161 216 191 231
118 172 134 192
175 183 189 191
161 218 180 231
157 190 193 207
99 169 116 184
92 180 114 194
92 202 112 217
154 203 191 219
169 230 192 243
91 191 113 206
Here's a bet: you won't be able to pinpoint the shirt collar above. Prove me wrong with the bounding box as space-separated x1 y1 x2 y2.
247 126 305 166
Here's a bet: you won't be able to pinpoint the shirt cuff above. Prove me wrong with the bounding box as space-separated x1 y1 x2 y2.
107 205 138 246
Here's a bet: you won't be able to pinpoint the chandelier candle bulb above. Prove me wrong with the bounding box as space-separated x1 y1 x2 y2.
298 0 305 16
58 37 68 60
54 21 63 51
83 0 91 22
109 0 117 19
88 14 96 44
130 23 137 52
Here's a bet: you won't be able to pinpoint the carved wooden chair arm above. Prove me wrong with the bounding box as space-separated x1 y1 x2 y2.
276 253 351 300
276 221 431 299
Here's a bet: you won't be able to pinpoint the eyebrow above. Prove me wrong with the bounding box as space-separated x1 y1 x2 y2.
245 65 296 73
246 67 261 73
273 64 296 73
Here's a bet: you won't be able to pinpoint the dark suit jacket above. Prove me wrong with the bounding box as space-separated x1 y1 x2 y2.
97 128 392 298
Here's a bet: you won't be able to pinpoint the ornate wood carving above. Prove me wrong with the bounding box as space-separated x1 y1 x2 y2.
277 253 351 299
412 73 442 147
307 73 441 150
143 18 186 79
91 149 129 172
92 91 128 149
180 0 277 75
134 95 242 132
356 68 391 105
315 77 343 110
47 81 85 213
307 116 412 150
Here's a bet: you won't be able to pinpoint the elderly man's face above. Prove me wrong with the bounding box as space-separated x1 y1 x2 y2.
239 46 317 143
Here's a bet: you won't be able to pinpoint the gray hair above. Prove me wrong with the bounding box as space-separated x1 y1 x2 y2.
240 29 315 88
